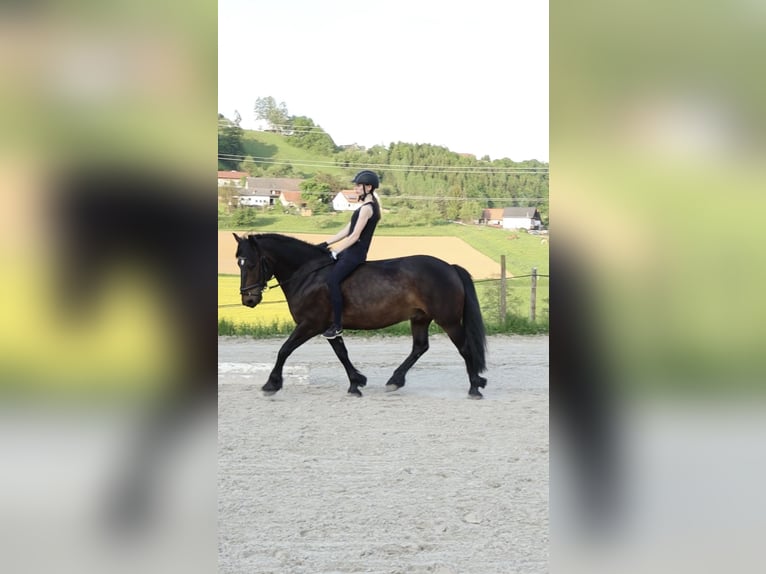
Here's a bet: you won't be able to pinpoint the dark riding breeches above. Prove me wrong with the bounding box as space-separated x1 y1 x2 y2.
327 250 365 326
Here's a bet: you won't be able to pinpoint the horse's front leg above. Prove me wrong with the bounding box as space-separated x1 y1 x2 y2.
327 337 367 397
385 318 431 392
263 324 318 395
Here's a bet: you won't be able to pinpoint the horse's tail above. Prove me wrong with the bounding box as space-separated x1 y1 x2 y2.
452 265 487 373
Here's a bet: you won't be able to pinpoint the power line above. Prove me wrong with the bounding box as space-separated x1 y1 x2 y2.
218 154 548 174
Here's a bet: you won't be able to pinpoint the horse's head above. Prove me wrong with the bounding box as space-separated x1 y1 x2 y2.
233 233 273 307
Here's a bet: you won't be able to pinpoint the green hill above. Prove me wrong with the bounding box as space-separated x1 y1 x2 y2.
239 130 348 178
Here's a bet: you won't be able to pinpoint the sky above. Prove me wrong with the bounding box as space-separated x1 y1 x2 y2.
219 0 548 162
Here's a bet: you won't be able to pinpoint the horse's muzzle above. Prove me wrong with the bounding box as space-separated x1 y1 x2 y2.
241 292 262 307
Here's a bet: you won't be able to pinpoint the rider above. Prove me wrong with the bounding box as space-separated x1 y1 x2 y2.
319 170 382 339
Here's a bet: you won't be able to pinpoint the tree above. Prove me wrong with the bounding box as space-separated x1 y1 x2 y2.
218 113 244 170
254 96 290 132
299 177 334 213
218 184 238 212
266 162 295 177
446 184 464 220
459 200 482 223
233 207 258 227
288 116 337 155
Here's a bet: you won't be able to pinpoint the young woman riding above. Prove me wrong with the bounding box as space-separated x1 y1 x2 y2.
319 170 381 338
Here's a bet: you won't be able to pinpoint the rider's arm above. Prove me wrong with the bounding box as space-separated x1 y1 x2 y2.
325 222 352 246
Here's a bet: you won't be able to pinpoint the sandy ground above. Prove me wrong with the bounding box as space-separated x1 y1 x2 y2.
218 334 549 574
219 232 504 279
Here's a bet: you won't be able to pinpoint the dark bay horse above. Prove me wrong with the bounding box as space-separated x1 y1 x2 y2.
234 233 488 398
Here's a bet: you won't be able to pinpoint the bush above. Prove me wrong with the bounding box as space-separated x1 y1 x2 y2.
233 207 258 226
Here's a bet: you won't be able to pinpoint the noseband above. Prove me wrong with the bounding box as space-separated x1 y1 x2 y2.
238 255 272 296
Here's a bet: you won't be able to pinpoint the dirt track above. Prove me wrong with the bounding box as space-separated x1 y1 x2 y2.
218 334 549 573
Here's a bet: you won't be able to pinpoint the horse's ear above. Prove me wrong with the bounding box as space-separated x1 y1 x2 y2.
233 232 242 243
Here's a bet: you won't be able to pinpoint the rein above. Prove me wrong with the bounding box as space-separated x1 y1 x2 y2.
239 253 334 295
267 257 336 290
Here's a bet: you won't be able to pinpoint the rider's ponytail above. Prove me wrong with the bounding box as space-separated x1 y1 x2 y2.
372 191 382 220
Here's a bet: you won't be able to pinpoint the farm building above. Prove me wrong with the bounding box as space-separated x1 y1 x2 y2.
235 177 303 208
479 208 505 226
217 170 248 187
279 190 307 209
332 190 363 212
238 189 275 207
502 207 543 230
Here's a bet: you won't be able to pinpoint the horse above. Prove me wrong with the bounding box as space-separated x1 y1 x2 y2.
234 233 488 398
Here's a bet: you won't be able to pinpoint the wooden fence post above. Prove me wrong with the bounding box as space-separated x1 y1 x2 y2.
499 255 507 324
530 267 538 322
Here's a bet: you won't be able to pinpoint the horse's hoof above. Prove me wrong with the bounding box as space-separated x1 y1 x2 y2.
468 390 484 400
385 383 402 392
347 388 363 397
261 383 281 396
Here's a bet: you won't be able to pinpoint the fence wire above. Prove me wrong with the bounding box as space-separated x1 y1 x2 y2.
219 274 549 308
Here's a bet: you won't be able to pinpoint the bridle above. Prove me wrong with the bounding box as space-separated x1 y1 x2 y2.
238 254 272 296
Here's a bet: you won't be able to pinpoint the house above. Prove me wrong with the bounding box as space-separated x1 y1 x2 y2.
237 189 275 207
332 190 363 212
245 177 303 195
279 190 306 209
502 207 543 230
217 170 249 187
234 177 304 208
235 177 299 208
480 208 505 226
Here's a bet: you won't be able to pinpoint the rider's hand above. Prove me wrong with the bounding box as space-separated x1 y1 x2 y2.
329 250 338 260
317 241 329 250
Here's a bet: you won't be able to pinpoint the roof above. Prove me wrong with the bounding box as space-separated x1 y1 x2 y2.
217 170 248 179
246 177 303 192
481 208 505 220
280 191 303 203
502 207 540 218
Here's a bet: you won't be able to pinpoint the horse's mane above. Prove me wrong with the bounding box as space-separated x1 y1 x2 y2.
248 233 327 259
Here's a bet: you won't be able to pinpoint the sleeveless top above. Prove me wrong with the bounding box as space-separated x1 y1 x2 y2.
347 200 380 258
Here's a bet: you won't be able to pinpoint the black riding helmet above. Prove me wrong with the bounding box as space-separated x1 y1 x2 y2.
352 170 380 190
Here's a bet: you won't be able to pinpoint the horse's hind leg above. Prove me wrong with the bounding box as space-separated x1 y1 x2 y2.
327 337 367 397
385 317 431 392
442 323 487 399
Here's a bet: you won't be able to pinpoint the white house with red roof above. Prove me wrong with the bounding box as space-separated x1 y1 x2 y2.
217 170 249 187
331 190 363 211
